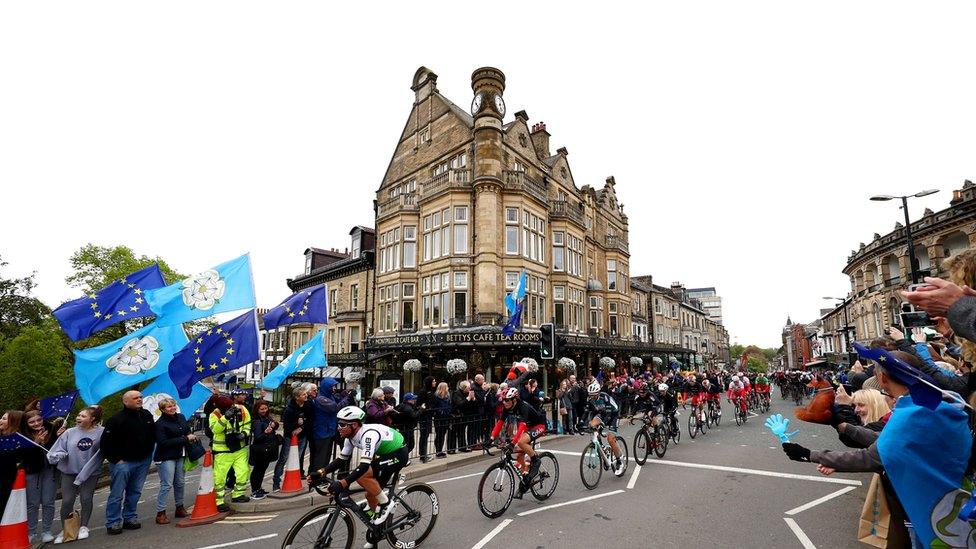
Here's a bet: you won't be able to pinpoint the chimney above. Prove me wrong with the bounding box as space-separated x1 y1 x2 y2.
556 146 568 156
514 110 529 123
530 122 550 158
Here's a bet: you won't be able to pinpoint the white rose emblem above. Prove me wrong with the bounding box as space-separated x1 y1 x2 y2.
106 336 161 375
181 269 226 311
143 392 180 420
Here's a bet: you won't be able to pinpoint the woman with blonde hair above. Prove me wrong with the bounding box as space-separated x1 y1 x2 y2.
945 248 976 364
431 382 452 458
153 397 195 524
851 388 891 425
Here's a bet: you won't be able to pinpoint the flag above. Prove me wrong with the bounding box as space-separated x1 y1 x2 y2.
261 330 327 390
504 270 527 316
52 264 166 341
142 374 211 421
501 300 525 337
263 284 328 330
169 310 259 398
74 322 188 405
876 396 974 547
144 254 256 327
39 390 79 419
0 433 30 453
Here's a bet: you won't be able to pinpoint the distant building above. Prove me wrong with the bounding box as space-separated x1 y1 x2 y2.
686 287 723 325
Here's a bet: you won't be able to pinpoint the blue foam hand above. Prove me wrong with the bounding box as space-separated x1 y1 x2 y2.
764 414 799 443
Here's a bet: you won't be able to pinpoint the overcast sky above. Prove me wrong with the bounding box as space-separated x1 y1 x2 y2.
2 2 974 348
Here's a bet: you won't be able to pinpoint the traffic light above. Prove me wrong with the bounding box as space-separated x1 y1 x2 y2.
540 323 556 359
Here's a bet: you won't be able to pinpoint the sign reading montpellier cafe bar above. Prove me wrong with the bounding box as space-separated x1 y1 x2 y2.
368 331 541 349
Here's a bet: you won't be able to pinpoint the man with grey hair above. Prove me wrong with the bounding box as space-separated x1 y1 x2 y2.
101 390 156 535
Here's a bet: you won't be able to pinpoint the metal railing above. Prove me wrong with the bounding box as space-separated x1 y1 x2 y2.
503 170 548 204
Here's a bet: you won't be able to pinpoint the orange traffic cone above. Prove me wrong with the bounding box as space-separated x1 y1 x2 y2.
176 450 230 528
279 435 304 494
0 469 30 549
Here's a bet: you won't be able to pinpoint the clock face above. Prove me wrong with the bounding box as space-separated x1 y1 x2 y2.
471 93 483 116
493 94 506 116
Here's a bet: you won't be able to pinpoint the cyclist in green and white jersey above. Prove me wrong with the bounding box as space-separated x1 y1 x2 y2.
309 406 408 528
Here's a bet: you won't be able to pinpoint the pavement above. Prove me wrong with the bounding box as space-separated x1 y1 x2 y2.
28 397 868 548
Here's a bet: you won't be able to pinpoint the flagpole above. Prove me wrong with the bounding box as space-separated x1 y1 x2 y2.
16 433 50 454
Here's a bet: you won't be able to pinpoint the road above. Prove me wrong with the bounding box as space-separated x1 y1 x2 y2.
41 396 867 548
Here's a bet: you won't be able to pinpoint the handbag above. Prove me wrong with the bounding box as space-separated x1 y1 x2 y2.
857 473 890 547
61 510 80 542
186 439 205 462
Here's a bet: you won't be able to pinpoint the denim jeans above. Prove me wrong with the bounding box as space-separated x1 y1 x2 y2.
273 437 307 489
26 466 57 537
155 458 185 512
105 458 150 527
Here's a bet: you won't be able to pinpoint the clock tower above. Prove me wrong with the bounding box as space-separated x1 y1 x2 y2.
470 67 506 323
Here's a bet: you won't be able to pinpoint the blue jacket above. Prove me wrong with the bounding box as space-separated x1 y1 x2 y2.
312 378 348 440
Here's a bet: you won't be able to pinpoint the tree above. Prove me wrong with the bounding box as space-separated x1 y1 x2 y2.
0 255 51 340
745 355 769 373
0 322 73 411
729 343 745 360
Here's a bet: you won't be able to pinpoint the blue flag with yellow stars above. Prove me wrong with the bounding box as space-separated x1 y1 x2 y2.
73 322 189 405
169 310 260 398
144 254 256 327
39 390 79 419
0 433 31 453
52 264 166 341
262 284 328 330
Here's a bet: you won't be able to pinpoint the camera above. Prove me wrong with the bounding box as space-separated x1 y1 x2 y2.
223 405 241 421
901 311 935 328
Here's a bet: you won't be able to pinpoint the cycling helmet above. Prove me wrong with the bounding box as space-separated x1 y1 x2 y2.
731 375 740 382
657 383 668 392
587 381 602 395
503 387 519 400
337 406 366 422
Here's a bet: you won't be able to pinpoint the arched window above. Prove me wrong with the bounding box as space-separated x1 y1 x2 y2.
943 231 970 260
889 297 899 326
873 303 882 337
860 307 867 340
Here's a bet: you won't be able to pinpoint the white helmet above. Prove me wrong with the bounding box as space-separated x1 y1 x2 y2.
503 387 519 400
657 383 668 392
731 375 740 382
587 381 602 395
337 406 365 422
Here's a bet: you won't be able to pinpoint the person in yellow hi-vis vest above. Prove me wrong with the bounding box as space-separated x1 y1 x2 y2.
209 396 252 510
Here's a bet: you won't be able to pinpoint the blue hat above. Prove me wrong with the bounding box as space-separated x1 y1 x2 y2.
852 343 942 409
404 392 417 401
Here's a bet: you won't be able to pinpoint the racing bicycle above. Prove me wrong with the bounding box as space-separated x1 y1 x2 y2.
476 441 559 518
579 422 629 490
631 412 667 464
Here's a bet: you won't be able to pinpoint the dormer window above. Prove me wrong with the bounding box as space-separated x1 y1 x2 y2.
305 254 312 275
351 234 361 258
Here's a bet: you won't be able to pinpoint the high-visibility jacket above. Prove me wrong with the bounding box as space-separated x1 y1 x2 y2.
209 406 252 453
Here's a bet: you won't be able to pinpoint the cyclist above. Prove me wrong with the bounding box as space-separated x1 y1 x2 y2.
755 372 771 404
583 381 625 475
490 387 547 495
727 375 747 417
308 406 408 529
631 384 661 419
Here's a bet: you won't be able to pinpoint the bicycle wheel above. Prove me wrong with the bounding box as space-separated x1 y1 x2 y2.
530 452 559 501
687 410 697 439
633 429 650 466
281 505 355 549
714 406 722 426
653 427 668 458
734 405 743 426
477 462 515 519
670 418 681 444
613 437 629 477
579 442 603 490
386 483 438 548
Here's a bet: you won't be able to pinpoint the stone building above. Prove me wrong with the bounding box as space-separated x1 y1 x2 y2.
630 279 650 343
821 180 976 351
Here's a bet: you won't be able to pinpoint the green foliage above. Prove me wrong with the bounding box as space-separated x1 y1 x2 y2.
745 355 769 373
0 323 73 411
730 343 745 359
65 244 185 294
761 348 778 362
0 255 51 340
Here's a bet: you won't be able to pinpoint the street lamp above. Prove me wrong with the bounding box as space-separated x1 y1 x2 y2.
869 189 939 284
823 296 852 352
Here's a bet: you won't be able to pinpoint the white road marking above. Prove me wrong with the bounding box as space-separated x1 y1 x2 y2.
640 459 862 486
428 471 484 485
627 464 641 490
785 486 857 516
221 514 279 521
547 449 582 457
218 518 275 524
516 490 625 517
471 518 513 549
783 517 818 549
193 533 278 549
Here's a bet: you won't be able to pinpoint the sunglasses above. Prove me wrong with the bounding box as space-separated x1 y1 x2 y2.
337 422 354 429
503 398 516 403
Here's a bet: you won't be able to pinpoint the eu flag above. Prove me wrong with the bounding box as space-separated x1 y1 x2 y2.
261 330 327 390
169 310 259 398
52 264 166 341
263 285 328 330
39 390 79 419
73 322 189 405
502 300 524 337
0 433 30 453
145 254 256 327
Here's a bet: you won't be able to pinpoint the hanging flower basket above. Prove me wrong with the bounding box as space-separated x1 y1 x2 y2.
652 356 663 366
445 358 468 375
599 356 615 370
557 357 576 374
630 357 643 368
519 358 540 372
403 359 422 372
